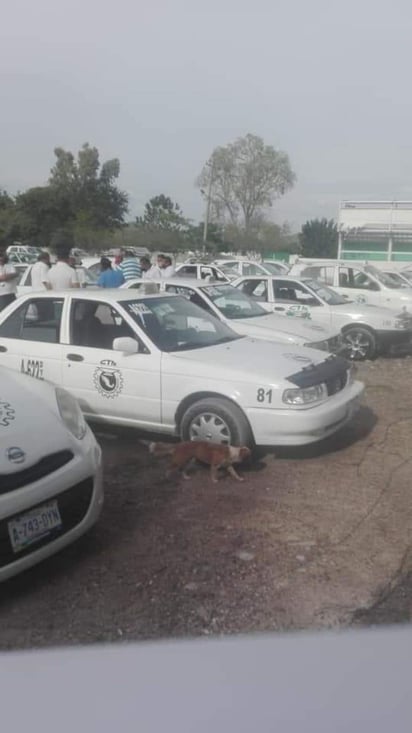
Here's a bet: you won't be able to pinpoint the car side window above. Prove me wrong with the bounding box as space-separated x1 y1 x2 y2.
0 298 63 343
70 299 141 350
238 279 268 301
243 263 262 276
211 267 227 282
273 280 320 306
338 267 380 291
176 266 196 277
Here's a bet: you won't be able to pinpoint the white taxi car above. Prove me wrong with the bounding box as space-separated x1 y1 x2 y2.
289 260 412 312
0 367 103 581
233 275 412 361
122 278 342 353
0 291 364 447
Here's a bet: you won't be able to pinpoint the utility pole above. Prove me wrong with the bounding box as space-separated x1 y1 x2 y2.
202 161 214 253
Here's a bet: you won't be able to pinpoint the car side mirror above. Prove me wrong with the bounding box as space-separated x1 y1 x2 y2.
113 337 139 355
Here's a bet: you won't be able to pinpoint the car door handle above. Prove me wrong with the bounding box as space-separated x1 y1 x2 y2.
274 306 285 312
0 345 7 352
66 353 84 362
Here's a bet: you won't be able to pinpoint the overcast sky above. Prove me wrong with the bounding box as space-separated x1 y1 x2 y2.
1 0 412 230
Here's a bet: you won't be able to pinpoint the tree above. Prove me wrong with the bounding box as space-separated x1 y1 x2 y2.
49 143 129 231
299 218 338 258
15 186 73 246
197 134 296 234
0 190 18 245
136 195 189 232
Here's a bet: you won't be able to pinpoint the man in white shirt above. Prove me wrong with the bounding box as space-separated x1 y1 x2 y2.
47 244 80 290
0 250 18 311
140 256 161 281
157 254 175 279
31 251 51 291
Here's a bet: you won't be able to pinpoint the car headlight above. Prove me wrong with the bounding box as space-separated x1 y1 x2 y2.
55 387 87 440
283 383 328 405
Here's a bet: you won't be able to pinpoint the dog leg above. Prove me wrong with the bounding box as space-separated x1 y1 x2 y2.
227 465 244 482
182 457 196 480
210 464 219 483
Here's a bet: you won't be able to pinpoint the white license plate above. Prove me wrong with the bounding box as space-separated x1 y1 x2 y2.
8 500 62 553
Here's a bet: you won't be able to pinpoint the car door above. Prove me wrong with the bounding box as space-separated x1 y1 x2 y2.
61 297 161 429
335 266 381 305
16 266 33 296
0 295 64 384
270 279 332 325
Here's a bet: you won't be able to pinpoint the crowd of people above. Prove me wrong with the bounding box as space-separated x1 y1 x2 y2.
0 241 177 311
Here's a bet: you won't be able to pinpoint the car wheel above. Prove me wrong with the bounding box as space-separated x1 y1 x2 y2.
180 398 253 447
342 326 377 361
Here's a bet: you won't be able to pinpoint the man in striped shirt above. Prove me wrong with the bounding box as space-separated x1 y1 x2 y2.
118 250 142 281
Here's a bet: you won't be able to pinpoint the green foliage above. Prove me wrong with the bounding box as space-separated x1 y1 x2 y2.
197 134 296 233
0 190 18 245
299 218 338 258
15 186 73 245
136 194 189 232
50 143 128 231
135 194 192 252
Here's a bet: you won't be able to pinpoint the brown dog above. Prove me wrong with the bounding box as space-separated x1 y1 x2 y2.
148 441 251 482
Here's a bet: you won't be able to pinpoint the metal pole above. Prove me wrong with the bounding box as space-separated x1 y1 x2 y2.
338 231 343 259
202 163 213 252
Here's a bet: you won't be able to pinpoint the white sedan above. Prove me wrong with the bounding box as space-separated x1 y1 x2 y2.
0 367 103 581
122 278 342 353
233 274 412 361
0 290 364 447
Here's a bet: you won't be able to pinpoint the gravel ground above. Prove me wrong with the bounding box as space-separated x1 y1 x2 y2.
0 356 411 650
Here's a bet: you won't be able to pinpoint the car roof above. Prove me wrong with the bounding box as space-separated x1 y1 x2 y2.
234 274 312 283
17 289 177 302
166 277 230 287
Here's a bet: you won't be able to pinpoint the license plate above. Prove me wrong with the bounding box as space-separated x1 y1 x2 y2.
8 500 62 553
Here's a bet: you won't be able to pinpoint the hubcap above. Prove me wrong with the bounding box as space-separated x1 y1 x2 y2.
343 331 371 359
189 412 231 444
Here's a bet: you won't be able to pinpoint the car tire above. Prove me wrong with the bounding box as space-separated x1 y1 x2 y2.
180 397 253 447
342 325 377 361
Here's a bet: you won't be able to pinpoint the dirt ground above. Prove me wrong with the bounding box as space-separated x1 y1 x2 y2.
0 356 411 650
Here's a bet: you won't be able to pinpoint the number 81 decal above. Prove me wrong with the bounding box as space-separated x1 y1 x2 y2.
256 388 273 404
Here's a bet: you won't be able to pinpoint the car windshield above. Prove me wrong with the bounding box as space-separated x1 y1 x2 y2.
304 279 349 305
364 264 404 289
200 283 267 318
382 271 411 287
121 295 242 352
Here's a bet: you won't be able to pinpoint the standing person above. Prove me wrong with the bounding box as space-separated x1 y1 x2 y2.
113 249 123 269
47 236 80 290
31 251 51 291
158 254 175 279
140 256 161 281
118 249 142 281
97 257 125 288
0 249 18 311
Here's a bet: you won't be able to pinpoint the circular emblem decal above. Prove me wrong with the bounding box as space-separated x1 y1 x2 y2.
0 400 15 427
93 365 123 399
7 446 26 464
